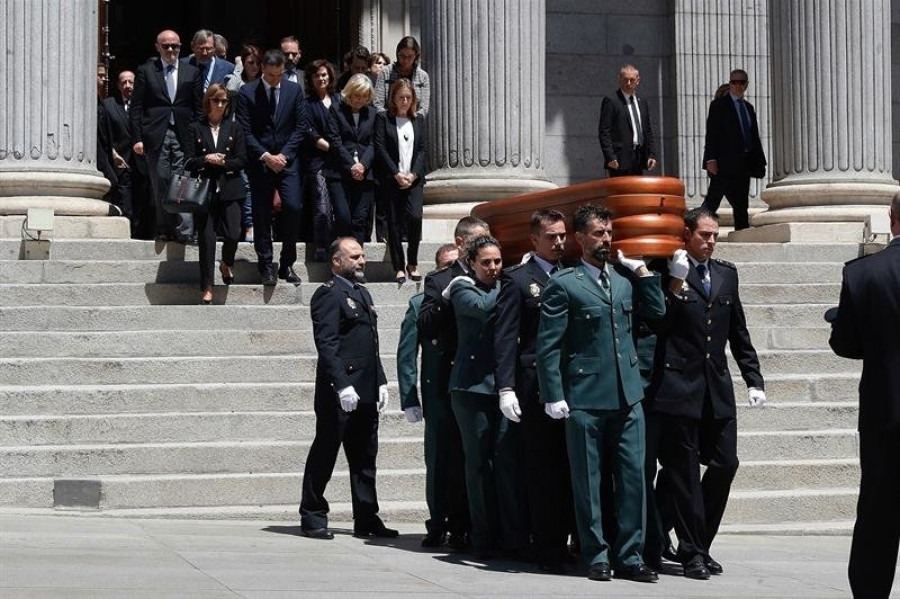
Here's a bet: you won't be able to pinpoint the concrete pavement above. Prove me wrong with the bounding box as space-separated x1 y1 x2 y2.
0 512 890 598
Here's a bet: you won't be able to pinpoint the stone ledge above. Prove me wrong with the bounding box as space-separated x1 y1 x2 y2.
1 216 131 239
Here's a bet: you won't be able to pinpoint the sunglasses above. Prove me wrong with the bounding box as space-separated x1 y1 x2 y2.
210 98 229 106
161 43 181 51
730 79 748 85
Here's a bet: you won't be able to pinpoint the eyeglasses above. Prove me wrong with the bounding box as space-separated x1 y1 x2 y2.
161 43 181 51
730 79 749 85
284 52 300 58
210 98 229 106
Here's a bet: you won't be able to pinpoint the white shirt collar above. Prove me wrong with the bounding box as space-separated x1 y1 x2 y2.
262 79 279 92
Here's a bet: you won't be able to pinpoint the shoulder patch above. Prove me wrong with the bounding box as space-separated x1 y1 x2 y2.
713 258 736 270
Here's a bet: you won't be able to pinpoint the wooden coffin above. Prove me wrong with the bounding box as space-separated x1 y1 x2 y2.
471 176 686 265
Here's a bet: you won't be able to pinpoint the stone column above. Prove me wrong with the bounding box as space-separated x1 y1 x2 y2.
0 0 125 239
734 0 898 240
673 1 771 214
422 0 555 234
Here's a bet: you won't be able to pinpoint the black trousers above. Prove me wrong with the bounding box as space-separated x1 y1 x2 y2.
329 177 374 247
642 409 671 563
657 409 738 562
384 181 423 273
299 393 380 530
247 166 301 276
606 146 646 177
518 367 575 564
195 197 241 290
703 172 752 230
849 427 900 599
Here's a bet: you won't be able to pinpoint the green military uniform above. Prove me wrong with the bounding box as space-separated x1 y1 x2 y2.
536 261 665 569
397 292 465 538
448 279 525 554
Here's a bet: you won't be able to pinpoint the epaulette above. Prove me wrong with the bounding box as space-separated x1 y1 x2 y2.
712 258 736 270
554 266 576 277
432 264 452 275
503 263 526 273
843 254 870 266
323 279 335 287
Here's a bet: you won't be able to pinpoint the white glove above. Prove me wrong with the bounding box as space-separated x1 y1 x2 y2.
404 406 423 423
667 248 690 280
748 387 767 408
544 400 570 420
338 386 359 412
499 390 522 423
441 275 474 300
520 251 533 265
378 384 390 413
617 249 646 273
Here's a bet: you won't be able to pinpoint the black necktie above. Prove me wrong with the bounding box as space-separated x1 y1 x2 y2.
696 263 711 295
269 86 277 119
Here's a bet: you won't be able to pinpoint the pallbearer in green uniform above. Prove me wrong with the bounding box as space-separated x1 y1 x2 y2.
397 244 461 548
536 205 665 583
444 235 526 559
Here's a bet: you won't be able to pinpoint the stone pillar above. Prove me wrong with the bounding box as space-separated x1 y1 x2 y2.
734 0 898 240
673 1 771 215
0 0 125 239
422 0 555 235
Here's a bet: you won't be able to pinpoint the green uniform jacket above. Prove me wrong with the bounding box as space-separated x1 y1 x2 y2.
537 263 665 410
448 279 500 396
397 292 446 410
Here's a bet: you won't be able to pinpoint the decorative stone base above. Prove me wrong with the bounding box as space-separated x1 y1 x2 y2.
424 177 557 205
727 222 865 243
1 215 131 239
422 202 481 241
0 197 119 217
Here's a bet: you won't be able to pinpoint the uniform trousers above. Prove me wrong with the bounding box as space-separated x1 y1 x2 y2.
422 389 470 538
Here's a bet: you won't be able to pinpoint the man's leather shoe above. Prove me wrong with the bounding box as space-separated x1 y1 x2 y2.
354 522 399 538
261 271 278 286
300 527 334 540
614 563 659 583
587 562 612 581
704 556 723 575
421 532 446 548
683 558 711 580
278 267 302 284
446 532 468 550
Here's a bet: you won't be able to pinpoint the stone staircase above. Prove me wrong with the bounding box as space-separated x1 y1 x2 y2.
0 238 863 532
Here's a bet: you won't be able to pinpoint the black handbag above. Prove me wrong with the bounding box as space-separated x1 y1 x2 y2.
163 169 210 213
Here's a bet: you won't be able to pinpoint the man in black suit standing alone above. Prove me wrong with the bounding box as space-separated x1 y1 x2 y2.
829 194 900 599
236 49 308 286
701 69 767 231
598 64 657 177
299 237 396 540
130 29 203 243
648 207 765 580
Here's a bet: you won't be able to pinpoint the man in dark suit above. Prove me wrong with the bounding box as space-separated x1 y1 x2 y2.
494 209 574 573
416 216 491 548
130 29 203 243
299 237 397 540
701 69 767 231
536 205 665 584
598 64 657 177
236 49 308 286
397 243 461 548
829 195 900 599
280 36 306 94
648 207 765 579
180 29 235 93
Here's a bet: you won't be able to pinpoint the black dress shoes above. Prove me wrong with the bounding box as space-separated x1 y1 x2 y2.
300 527 334 540
421 532 446 548
614 563 659 583
278 267 302 284
683 557 711 580
446 532 468 551
704 556 723 575
587 562 612 581
261 271 278 286
353 522 399 538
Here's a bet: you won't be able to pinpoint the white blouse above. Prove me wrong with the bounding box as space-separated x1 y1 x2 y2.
396 117 414 174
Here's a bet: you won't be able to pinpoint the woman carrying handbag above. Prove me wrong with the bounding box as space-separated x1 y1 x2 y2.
183 83 248 304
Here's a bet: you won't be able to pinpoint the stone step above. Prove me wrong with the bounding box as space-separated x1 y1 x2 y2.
712 242 861 263
731 459 859 491
0 282 422 308
0 305 408 332
0 437 425 478
737 430 857 461
747 327 831 350
758 373 860 403
743 304 841 327
718 520 855 536
740 284 840 305
728 349 859 376
723 488 857 525
735 402 857 432
721 262 843 284
0 410 418 445
0 469 426 509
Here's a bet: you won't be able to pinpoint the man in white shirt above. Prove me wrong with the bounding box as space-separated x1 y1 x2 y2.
598 64 658 177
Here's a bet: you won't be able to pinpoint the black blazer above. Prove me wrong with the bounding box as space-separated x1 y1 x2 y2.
598 89 656 171
235 79 307 172
373 112 427 186
648 258 764 420
702 94 766 178
100 96 135 162
310 276 388 404
130 57 203 151
182 119 248 202
417 261 468 397
302 92 341 175
327 101 377 182
830 239 900 433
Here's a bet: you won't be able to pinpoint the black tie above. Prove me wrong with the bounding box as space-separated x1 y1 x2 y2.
629 96 644 146
696 263 711 295
269 86 277 119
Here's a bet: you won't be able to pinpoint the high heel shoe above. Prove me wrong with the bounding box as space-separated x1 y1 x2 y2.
200 287 213 305
405 265 422 282
395 271 407 285
220 264 234 285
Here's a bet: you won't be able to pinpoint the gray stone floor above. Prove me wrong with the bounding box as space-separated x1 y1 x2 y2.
0 513 893 598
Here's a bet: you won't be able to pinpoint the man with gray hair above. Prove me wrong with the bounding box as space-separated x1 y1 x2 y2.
181 29 235 92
